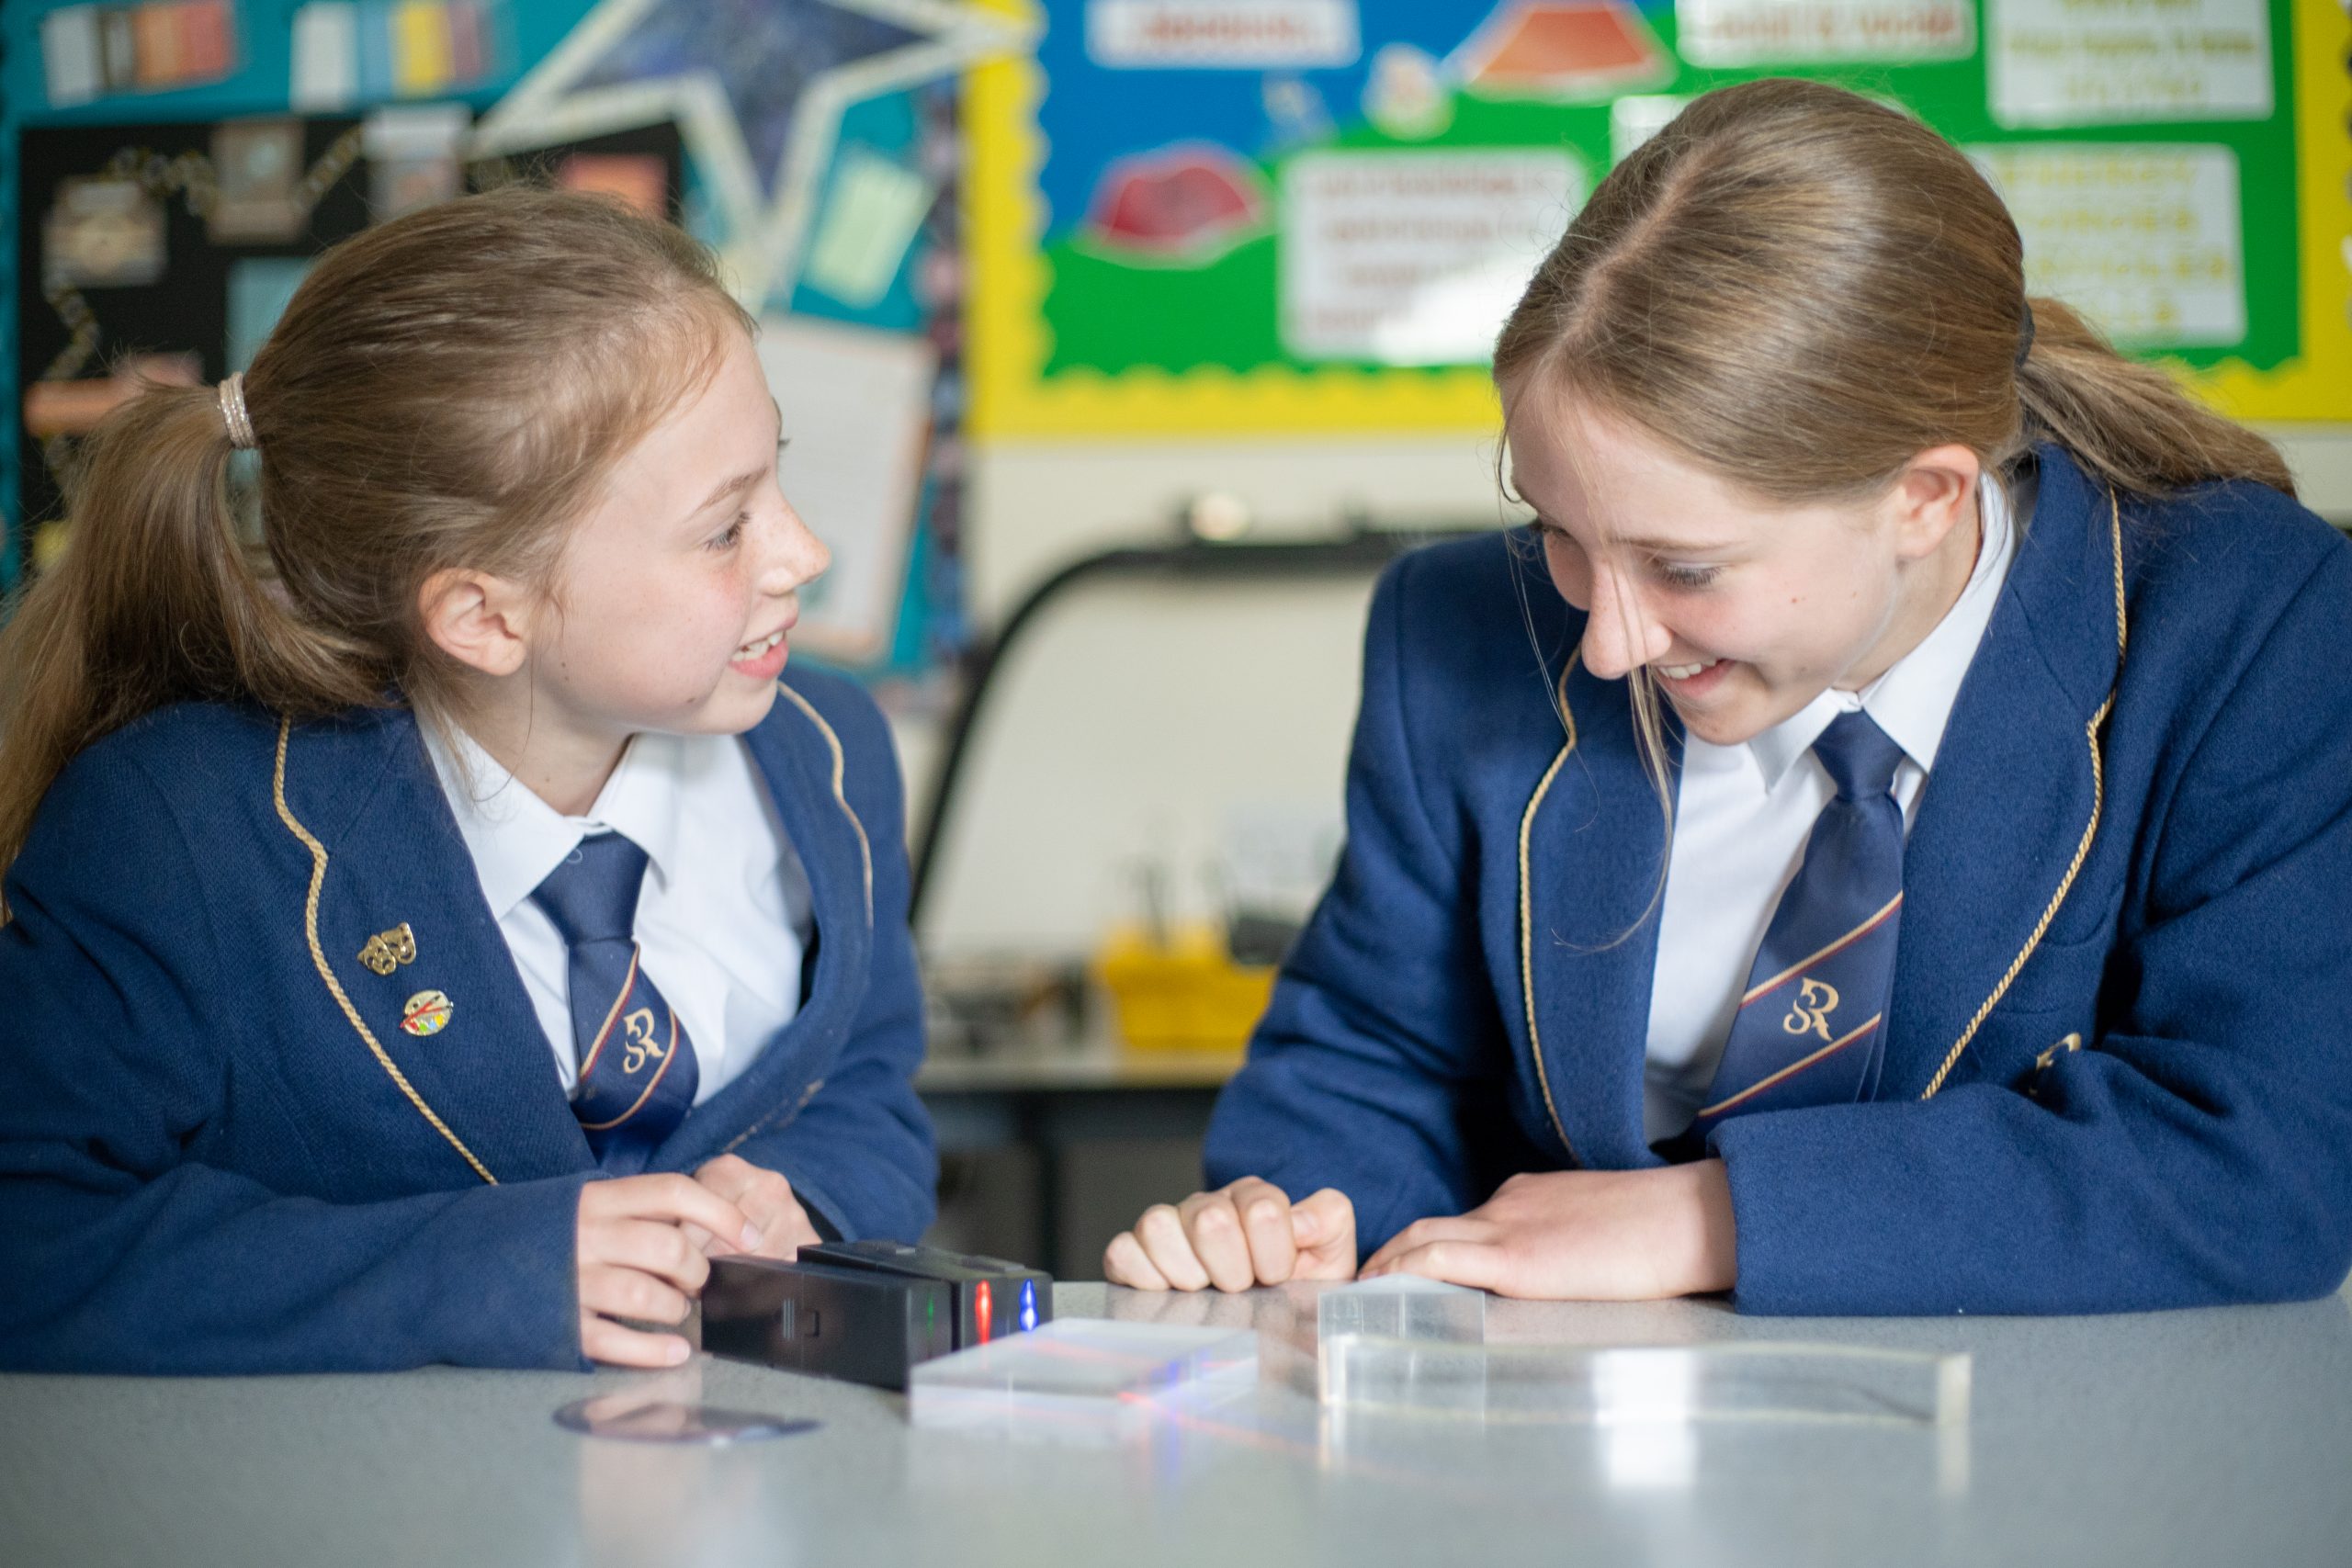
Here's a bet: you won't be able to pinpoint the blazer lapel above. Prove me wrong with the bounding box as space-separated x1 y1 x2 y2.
277 710 592 1183
663 678 877 1168
1889 449 2125 1097
1517 662 1678 1169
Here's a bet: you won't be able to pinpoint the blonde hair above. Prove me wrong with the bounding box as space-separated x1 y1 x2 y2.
0 186 753 878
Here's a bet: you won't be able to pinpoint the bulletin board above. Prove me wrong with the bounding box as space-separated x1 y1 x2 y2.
3 0 1021 677
965 0 2351 436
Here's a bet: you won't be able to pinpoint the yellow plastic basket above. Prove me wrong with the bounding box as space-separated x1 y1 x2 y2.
1094 924 1276 1052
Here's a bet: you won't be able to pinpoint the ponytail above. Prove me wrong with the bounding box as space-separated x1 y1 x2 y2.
2015 296 2296 500
0 379 381 877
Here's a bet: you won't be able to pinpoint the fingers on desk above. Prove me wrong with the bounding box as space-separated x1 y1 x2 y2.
1134 1201 1216 1291
579 1306 692 1369
1292 1187 1358 1280
581 1172 761 1255
579 1260 694 1326
1227 1178 1300 1286
585 1215 716 1295
1111 1179 1358 1292
1104 1228 1171 1290
1361 1214 1501 1288
1178 1189 1265 1292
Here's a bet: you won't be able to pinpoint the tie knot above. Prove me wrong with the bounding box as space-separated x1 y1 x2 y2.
530 831 650 945
1812 710 1906 802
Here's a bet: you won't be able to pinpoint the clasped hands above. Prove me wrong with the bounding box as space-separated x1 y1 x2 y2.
573 1154 821 1367
1104 1161 1737 1300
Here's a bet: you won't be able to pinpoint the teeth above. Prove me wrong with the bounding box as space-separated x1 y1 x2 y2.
736 628 785 658
1657 659 1719 681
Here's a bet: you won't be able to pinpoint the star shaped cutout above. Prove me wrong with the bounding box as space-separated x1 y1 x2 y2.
474 0 1030 304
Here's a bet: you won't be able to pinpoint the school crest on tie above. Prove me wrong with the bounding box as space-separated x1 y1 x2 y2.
1782 977 1840 1042
620 1008 666 1075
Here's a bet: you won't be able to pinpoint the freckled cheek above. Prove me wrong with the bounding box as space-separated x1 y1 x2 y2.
1544 542 1589 608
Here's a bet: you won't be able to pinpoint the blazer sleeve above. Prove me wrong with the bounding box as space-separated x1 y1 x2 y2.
721 684 937 1245
1713 541 2352 1314
1204 552 1535 1247
0 749 593 1373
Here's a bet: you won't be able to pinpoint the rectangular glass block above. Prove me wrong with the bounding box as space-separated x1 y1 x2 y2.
910 1319 1259 1442
1319 1337 1970 1427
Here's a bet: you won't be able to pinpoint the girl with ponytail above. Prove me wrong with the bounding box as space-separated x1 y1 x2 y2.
1108 79 2352 1314
0 187 937 1371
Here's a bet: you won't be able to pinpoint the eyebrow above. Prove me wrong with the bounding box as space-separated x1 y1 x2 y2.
1532 514 1742 556
683 413 788 522
688 468 763 518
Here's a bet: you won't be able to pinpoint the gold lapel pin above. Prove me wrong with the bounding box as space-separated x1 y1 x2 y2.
357 923 417 976
401 989 454 1037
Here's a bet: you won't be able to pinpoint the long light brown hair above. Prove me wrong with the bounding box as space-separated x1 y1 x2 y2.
1495 77 2291 861
0 187 753 881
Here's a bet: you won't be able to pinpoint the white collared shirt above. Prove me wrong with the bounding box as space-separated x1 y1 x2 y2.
424 726 813 1103
1641 475 2025 1141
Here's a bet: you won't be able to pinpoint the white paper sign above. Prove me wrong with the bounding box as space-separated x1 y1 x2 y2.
1610 95 1690 163
40 6 103 107
1988 0 2272 128
1972 144 2246 347
756 317 939 662
1088 0 1360 68
1677 0 1973 65
1280 150 1581 365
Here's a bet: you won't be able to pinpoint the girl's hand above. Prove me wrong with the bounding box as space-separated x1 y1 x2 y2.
689 1154 821 1260
1103 1178 1356 1292
575 1174 762 1368
1358 1160 1737 1300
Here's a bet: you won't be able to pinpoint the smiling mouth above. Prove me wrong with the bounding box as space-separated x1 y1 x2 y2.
735 627 786 659
1657 658 1721 681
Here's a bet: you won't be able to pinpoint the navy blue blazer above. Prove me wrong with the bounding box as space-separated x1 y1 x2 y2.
1205 446 2352 1314
0 669 936 1371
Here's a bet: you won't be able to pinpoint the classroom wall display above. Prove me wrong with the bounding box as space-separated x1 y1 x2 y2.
3 0 1021 677
964 0 2350 436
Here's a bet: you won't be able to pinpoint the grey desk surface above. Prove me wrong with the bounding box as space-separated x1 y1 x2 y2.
6 1280 2349 1568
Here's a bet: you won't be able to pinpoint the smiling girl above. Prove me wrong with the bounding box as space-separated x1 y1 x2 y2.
1106 79 2352 1313
0 189 936 1371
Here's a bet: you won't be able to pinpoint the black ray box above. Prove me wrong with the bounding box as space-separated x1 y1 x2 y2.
700 1244 1053 1391
801 1240 1054 1350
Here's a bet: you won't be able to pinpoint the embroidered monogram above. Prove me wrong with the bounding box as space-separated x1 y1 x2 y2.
1782 977 1840 1043
620 1008 665 1075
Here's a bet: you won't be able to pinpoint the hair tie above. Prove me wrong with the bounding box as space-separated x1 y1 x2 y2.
217 373 257 451
2016 301 2036 369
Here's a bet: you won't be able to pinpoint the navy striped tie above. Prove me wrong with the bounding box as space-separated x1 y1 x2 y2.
1690 710 1906 1136
531 831 698 1173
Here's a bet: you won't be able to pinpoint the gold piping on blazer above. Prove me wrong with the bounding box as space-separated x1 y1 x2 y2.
775 682 874 923
1920 487 2128 1099
718 1075 826 1157
1518 662 1581 1164
272 719 496 1184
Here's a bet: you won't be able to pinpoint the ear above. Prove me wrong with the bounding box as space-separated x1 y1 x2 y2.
1888 445 1984 562
418 568 533 678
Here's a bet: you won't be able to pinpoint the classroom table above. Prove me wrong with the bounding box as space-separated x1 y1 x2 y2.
5 1278 2347 1568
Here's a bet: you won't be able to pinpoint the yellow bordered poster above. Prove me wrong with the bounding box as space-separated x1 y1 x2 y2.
967 0 2347 437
